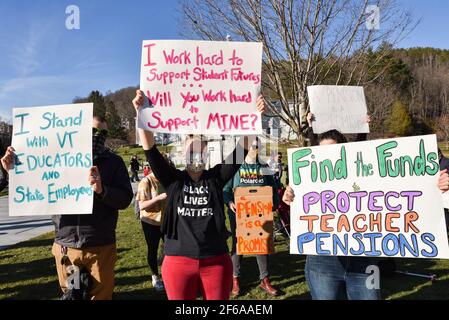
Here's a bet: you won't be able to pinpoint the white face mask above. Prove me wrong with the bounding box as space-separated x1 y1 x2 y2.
186 152 207 173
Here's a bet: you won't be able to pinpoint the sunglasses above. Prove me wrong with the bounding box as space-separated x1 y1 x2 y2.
92 128 108 136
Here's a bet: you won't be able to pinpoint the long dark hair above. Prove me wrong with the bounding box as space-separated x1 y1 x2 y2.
319 130 347 144
0 137 8 157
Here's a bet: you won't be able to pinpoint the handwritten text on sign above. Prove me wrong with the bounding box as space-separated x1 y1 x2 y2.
307 85 370 134
9 104 94 216
235 187 274 255
138 40 263 134
288 135 449 259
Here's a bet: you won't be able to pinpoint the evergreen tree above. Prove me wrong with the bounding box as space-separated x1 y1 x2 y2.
387 100 412 136
105 101 126 139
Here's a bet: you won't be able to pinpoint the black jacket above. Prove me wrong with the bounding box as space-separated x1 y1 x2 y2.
440 155 449 172
53 149 133 249
130 158 140 171
0 167 7 193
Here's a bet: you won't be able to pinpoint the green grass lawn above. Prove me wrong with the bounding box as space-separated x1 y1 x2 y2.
1 205 449 300
116 144 174 166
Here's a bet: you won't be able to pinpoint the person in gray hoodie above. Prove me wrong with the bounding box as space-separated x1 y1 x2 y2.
223 139 280 297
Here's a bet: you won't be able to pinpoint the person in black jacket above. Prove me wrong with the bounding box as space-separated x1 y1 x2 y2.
0 167 7 192
132 89 266 300
129 155 141 182
1 115 133 300
0 144 8 192
438 148 449 230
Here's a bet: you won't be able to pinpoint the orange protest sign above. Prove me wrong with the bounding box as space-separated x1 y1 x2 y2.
235 186 274 255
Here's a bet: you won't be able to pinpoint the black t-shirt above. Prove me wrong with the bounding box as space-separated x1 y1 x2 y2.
165 171 228 258
145 145 246 259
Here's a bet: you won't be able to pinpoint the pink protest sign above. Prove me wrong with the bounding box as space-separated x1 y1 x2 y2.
138 40 263 135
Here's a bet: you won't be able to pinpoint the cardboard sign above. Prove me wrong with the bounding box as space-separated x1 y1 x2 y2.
138 40 263 135
9 103 94 216
235 186 274 255
288 135 449 259
307 85 370 134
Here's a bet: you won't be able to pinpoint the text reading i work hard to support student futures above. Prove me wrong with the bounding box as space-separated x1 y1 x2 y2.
9 104 94 217
138 40 263 135
288 135 449 259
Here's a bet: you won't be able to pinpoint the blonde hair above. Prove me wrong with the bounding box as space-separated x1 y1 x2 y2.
185 134 206 142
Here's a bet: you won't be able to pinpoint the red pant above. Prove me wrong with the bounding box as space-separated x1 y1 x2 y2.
162 254 233 300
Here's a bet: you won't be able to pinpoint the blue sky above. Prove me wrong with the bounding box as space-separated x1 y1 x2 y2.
0 0 448 121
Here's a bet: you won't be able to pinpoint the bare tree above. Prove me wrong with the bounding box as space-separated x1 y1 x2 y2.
437 114 449 148
180 0 416 145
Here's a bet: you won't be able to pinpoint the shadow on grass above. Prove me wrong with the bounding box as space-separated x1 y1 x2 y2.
0 257 59 300
3 237 54 250
232 242 307 299
284 292 311 300
381 258 449 300
0 257 55 279
1 279 60 300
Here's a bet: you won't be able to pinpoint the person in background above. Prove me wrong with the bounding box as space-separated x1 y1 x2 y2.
438 148 449 230
0 143 10 192
130 155 141 182
132 89 266 300
143 164 150 177
165 153 176 168
439 148 449 171
305 112 369 145
136 160 173 292
267 150 277 173
275 152 284 185
1 116 133 300
223 139 280 297
276 175 291 238
267 151 284 187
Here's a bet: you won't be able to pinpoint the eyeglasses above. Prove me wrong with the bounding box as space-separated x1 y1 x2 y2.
92 128 108 136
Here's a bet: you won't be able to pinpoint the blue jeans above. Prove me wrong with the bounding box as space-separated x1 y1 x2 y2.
305 255 381 300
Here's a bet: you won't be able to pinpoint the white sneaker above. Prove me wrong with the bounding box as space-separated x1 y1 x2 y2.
151 275 165 292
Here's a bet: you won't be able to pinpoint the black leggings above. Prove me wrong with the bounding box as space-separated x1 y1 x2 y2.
141 222 164 276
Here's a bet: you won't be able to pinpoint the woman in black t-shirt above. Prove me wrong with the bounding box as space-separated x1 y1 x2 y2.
132 90 266 300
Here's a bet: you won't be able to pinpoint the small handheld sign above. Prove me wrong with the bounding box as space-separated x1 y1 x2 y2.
235 186 274 255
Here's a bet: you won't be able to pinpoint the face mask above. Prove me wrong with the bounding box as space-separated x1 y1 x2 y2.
186 152 207 173
92 134 106 157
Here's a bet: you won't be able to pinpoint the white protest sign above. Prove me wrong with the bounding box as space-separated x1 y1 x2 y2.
443 192 449 209
139 40 263 135
307 85 370 134
9 103 94 216
288 134 449 259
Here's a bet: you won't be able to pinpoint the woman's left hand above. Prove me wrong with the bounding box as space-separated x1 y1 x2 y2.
438 169 449 192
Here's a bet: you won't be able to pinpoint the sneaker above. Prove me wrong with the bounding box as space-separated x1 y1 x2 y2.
152 275 165 292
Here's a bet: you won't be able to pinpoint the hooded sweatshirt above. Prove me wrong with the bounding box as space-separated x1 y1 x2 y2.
223 159 279 210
